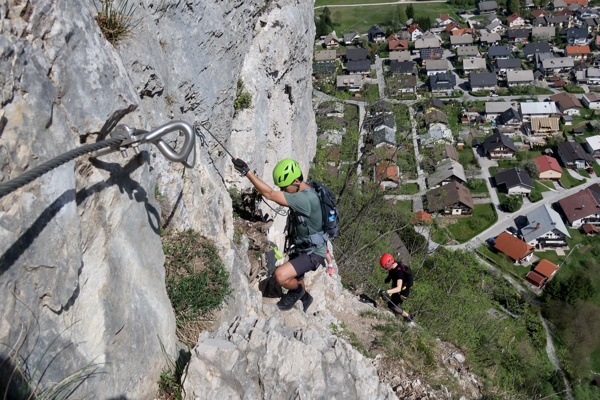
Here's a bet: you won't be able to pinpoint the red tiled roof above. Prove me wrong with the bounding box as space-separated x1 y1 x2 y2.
408 24 422 33
558 189 600 224
451 28 473 35
582 223 599 234
445 22 460 32
565 45 591 56
506 13 522 23
534 259 559 278
375 163 399 182
555 9 574 16
564 0 587 5
534 155 562 174
412 210 433 224
494 232 534 261
526 271 546 287
531 9 547 18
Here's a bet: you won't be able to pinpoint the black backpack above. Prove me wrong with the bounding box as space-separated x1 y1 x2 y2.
307 180 340 239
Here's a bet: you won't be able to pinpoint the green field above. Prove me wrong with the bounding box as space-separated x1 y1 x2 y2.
314 1 460 36
445 203 498 243
559 167 585 189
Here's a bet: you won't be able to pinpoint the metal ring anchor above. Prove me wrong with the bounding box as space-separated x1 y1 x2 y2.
144 121 196 168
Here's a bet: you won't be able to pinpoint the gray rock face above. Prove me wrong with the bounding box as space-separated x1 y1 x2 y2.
0 0 318 398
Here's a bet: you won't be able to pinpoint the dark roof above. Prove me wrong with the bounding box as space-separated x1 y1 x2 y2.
558 188 600 223
470 72 497 88
426 181 474 212
482 131 517 153
498 107 522 124
567 27 588 40
312 62 337 75
478 0 498 11
347 60 371 72
507 29 530 39
523 42 552 57
429 72 456 89
346 48 368 61
420 47 444 60
494 167 534 190
424 109 449 124
558 141 594 163
488 45 513 57
588 183 600 204
496 58 522 69
429 98 446 110
368 25 385 36
390 61 415 74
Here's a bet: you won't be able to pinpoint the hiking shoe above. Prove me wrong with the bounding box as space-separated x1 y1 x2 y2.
277 286 305 311
404 314 415 323
301 292 313 313
326 264 334 275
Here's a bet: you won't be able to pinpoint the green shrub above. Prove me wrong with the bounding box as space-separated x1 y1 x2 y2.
234 79 252 111
163 230 230 346
529 189 543 202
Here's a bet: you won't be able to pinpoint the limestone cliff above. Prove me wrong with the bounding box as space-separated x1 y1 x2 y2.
0 0 320 398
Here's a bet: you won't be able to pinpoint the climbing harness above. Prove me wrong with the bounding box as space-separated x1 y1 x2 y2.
0 120 196 199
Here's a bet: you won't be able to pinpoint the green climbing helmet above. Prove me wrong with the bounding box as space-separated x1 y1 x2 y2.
272 158 302 187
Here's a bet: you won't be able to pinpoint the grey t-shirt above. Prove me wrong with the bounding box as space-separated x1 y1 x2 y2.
284 188 327 257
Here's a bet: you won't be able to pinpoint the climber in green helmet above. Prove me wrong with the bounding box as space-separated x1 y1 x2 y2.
232 157 327 312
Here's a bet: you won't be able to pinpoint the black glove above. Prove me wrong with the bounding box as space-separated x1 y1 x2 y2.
232 158 250 176
378 289 387 298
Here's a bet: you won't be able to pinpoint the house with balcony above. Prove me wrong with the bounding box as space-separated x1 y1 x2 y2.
343 31 362 46
507 13 527 27
494 58 522 76
483 131 517 158
425 181 474 216
567 27 588 45
521 204 571 249
558 184 600 227
368 25 386 42
574 67 600 84
557 141 594 168
408 24 424 41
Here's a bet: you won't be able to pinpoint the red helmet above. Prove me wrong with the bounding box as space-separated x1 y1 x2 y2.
379 253 395 269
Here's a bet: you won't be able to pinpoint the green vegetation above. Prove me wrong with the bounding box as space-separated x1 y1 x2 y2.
234 79 252 111
508 85 554 96
564 84 586 94
94 0 140 45
330 322 371 356
466 178 489 194
559 167 584 189
313 2 460 36
398 182 419 194
499 193 523 212
446 203 497 242
163 230 231 347
534 180 552 192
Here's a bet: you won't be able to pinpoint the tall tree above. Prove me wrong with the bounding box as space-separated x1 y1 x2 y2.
321 6 332 26
507 0 520 14
406 3 414 19
397 5 407 25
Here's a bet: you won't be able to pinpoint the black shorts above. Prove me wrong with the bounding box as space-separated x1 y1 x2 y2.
289 252 325 280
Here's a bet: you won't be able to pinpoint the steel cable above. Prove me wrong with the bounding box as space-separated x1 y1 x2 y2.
0 136 125 199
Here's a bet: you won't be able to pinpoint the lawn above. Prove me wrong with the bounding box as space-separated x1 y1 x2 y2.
578 168 591 178
533 180 551 193
314 2 462 35
446 203 498 243
398 182 420 194
594 161 600 176
537 180 556 190
559 167 585 189
395 199 413 214
565 228 586 250
533 250 563 266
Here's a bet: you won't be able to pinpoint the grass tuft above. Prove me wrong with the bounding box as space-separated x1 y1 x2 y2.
95 0 140 45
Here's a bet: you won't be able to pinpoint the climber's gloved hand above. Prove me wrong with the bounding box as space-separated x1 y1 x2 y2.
232 158 250 176
378 289 388 299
